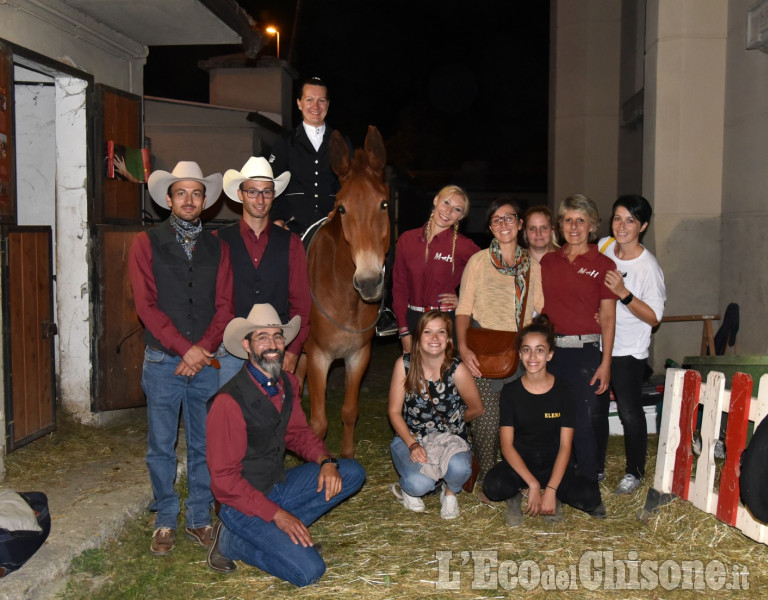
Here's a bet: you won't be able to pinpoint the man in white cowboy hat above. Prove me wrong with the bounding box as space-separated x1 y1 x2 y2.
215 156 310 384
205 304 365 585
128 161 234 556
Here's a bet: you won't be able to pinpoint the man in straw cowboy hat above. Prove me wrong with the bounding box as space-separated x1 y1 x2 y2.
205 304 365 585
215 157 310 384
128 161 234 556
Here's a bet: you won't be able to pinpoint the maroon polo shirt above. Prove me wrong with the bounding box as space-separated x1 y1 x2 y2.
540 244 617 335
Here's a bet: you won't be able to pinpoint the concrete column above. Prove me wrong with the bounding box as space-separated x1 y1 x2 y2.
643 0 728 366
720 0 768 354
549 0 622 221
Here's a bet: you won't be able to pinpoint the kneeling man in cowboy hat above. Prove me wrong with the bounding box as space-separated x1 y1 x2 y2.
214 157 310 384
205 304 365 585
129 161 234 555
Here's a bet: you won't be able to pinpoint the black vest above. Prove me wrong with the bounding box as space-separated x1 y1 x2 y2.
208 367 294 495
145 221 222 356
277 126 343 230
217 223 291 320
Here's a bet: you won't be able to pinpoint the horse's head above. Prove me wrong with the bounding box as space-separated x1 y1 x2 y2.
330 126 390 302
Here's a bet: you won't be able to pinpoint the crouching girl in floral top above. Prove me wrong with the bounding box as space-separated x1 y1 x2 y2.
388 310 483 519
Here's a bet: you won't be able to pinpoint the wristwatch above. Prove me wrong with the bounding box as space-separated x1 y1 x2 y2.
321 457 339 468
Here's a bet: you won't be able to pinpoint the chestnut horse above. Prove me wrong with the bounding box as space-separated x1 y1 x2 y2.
299 126 390 458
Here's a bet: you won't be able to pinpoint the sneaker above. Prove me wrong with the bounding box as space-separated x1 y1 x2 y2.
543 499 564 523
693 437 725 459
615 474 642 495
692 436 703 456
389 483 425 512
440 488 460 519
375 309 399 337
714 440 726 459
150 527 175 556
587 502 607 519
185 524 213 547
505 494 524 527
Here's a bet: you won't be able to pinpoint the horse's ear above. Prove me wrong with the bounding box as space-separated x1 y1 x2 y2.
364 126 386 175
330 130 351 180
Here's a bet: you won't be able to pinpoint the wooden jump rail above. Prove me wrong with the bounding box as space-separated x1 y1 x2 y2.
643 369 768 544
660 314 721 356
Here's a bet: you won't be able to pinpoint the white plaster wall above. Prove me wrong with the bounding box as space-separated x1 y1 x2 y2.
54 76 91 421
0 0 145 94
720 0 768 353
15 79 57 239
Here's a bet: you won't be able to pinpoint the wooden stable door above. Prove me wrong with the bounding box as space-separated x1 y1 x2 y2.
2 226 56 450
92 225 147 411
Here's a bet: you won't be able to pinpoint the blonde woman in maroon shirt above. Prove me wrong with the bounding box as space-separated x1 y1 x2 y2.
392 185 479 353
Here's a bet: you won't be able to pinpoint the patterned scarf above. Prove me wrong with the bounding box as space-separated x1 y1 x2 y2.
488 238 530 327
169 213 202 260
246 360 280 397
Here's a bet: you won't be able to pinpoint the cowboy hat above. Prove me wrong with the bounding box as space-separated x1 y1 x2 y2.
147 161 223 209
224 304 301 359
222 157 291 203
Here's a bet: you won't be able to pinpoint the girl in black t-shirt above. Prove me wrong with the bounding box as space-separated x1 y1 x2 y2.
483 316 603 526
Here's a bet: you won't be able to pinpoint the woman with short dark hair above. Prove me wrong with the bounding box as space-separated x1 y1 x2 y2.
598 195 666 495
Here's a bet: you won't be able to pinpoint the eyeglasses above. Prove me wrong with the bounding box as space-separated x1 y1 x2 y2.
251 333 286 346
490 214 519 227
241 188 275 200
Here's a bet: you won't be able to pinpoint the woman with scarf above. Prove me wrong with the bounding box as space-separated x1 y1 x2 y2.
456 197 544 502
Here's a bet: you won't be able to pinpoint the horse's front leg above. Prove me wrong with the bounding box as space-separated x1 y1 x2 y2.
306 344 333 440
341 343 372 458
294 352 308 397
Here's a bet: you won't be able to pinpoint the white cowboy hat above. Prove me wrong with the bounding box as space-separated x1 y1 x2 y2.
222 157 291 203
224 303 301 359
147 161 223 209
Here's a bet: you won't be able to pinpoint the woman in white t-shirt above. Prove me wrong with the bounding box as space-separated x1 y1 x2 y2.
599 195 666 496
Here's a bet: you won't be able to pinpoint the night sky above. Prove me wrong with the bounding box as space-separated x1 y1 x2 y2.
144 1 549 202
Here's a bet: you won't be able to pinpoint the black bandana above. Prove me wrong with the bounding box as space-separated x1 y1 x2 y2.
169 213 202 260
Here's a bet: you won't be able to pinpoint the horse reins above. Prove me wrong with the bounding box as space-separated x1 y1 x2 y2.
304 217 385 335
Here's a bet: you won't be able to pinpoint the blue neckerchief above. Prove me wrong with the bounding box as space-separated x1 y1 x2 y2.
246 361 279 397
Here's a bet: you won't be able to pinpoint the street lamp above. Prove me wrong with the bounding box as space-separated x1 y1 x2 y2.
266 26 280 59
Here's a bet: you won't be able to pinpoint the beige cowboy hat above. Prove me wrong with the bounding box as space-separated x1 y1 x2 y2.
147 161 223 209
223 157 291 203
224 303 301 359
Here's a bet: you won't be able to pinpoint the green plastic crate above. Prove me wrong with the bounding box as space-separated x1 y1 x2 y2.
681 355 768 393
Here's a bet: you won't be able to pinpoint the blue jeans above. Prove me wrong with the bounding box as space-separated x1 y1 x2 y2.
390 436 472 495
218 459 365 587
142 346 217 529
216 343 245 387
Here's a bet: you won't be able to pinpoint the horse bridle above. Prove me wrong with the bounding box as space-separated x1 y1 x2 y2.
304 216 385 335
